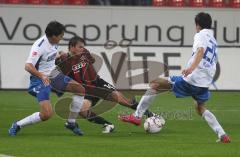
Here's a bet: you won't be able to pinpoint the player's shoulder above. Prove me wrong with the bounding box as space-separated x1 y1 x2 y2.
194 31 206 42
32 35 48 49
194 31 202 38
197 29 213 38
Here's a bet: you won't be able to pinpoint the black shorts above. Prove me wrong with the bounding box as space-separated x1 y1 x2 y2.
84 77 116 106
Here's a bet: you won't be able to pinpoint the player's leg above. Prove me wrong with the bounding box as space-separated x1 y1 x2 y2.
39 100 53 120
107 90 131 107
50 73 85 135
51 73 86 118
119 77 171 125
107 90 157 117
92 77 133 107
170 76 230 142
195 100 230 143
135 78 171 118
17 100 51 125
49 70 85 96
67 95 84 124
80 98 115 133
93 78 157 117
9 83 52 136
65 95 84 135
65 80 85 96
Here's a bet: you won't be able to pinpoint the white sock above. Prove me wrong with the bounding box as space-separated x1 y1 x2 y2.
202 110 226 138
67 95 84 123
134 89 157 118
16 112 42 128
67 112 78 123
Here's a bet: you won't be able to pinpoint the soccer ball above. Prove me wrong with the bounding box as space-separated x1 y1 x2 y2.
144 116 165 133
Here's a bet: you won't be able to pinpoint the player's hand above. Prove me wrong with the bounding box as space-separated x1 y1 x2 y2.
182 68 193 77
56 51 65 58
40 74 50 86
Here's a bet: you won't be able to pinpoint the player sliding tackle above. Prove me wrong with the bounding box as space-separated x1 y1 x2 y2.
56 36 158 135
8 21 157 136
119 12 230 143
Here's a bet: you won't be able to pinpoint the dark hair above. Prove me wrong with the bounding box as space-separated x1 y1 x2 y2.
195 12 212 29
45 21 65 37
68 36 86 50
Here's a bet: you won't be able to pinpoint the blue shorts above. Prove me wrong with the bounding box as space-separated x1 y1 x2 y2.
28 74 72 102
50 72 72 94
169 76 210 104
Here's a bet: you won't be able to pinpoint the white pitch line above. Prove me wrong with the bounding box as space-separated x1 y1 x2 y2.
212 109 240 112
0 154 17 157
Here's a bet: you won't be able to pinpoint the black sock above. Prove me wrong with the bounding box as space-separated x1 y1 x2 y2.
144 110 154 117
87 112 112 125
130 97 138 109
130 103 138 110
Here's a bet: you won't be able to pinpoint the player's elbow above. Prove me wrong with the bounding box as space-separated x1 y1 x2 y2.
25 63 31 72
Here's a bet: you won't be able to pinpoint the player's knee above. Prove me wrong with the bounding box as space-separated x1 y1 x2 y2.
108 91 119 102
74 84 85 96
66 81 85 95
72 84 85 96
149 78 170 91
81 100 91 112
40 111 53 121
149 81 160 90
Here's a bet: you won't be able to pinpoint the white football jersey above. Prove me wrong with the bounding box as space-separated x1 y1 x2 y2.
26 35 58 76
183 29 217 88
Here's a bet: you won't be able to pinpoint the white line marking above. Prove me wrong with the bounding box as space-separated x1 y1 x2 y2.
212 109 240 112
0 154 17 157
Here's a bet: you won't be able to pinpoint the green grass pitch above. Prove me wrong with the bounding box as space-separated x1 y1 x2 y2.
0 91 240 157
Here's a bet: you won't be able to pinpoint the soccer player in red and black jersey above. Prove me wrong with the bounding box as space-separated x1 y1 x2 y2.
56 36 156 134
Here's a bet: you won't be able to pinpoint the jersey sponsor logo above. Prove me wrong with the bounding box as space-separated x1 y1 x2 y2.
72 62 87 72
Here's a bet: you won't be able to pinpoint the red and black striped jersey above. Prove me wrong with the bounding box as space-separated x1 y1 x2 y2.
55 48 98 84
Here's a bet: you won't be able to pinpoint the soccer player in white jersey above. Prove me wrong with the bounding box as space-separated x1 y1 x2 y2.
119 12 230 143
8 21 86 136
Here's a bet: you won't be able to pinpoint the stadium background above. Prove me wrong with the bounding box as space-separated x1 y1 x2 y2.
0 1 240 157
0 1 240 90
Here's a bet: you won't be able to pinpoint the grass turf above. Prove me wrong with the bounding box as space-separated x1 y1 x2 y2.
0 91 239 157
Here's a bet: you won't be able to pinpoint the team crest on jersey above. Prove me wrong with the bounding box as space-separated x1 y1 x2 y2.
32 51 38 56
